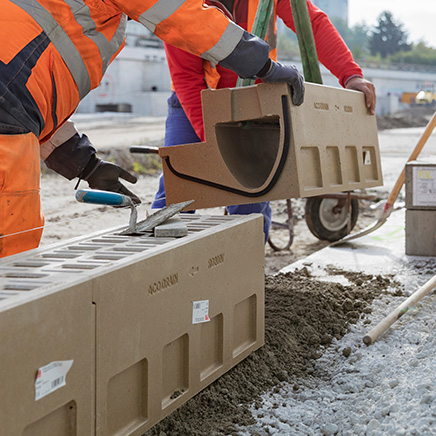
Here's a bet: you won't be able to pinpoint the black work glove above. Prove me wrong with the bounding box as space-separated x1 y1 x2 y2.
81 155 141 204
257 60 305 106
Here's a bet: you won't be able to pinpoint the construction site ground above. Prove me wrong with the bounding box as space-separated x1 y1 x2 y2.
39 106 436 435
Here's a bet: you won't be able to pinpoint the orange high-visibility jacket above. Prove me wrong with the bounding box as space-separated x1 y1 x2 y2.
0 0 262 144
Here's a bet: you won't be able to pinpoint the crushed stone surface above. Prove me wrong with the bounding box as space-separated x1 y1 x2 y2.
239 262 436 436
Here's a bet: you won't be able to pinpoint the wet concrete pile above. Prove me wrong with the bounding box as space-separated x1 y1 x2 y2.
145 268 399 436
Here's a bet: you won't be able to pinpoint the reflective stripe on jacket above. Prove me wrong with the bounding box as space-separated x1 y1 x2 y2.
201 0 277 89
0 0 252 142
11 0 126 100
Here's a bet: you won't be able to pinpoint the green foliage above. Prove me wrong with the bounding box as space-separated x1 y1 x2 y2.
277 10 436 68
369 11 411 58
389 41 436 66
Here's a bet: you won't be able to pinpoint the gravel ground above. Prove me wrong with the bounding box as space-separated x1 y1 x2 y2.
240 209 436 436
241 264 436 436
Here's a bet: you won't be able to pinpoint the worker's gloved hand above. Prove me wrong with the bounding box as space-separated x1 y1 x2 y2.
81 155 141 204
257 60 305 106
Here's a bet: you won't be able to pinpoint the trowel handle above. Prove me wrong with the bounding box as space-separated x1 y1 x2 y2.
75 189 132 207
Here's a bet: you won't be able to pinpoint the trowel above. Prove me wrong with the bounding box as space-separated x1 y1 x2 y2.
75 189 193 235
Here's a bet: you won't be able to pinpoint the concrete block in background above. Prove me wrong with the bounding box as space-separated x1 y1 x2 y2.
160 82 383 211
405 160 436 209
0 214 265 436
406 209 436 256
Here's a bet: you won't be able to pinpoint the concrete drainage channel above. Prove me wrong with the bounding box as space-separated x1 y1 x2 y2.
0 214 265 435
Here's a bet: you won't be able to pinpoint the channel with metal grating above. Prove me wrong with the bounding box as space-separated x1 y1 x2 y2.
0 213 265 436
0 214 240 295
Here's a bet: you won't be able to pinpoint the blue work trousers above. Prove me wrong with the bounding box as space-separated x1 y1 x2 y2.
152 92 271 242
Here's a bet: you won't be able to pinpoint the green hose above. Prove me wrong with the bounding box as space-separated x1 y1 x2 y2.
290 0 322 84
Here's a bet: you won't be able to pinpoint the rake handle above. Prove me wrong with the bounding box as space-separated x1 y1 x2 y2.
363 274 436 345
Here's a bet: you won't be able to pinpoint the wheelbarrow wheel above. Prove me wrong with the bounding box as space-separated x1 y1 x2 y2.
305 197 359 242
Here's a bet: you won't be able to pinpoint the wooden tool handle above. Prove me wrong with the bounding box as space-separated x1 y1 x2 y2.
386 110 436 207
363 274 436 345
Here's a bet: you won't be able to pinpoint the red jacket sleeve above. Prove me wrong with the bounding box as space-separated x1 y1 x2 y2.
276 0 362 87
164 43 209 141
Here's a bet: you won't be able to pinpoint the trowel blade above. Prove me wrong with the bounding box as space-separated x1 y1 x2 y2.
120 200 194 235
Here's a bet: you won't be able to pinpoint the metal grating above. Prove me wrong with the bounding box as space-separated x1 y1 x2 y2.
0 215 244 299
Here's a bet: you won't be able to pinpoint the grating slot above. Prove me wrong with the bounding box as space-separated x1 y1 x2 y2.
92 238 129 244
68 245 105 251
186 225 214 231
12 261 50 268
0 291 20 297
179 215 201 221
92 254 128 260
199 222 224 226
42 269 84 274
4 272 48 279
128 245 156 250
3 283 39 291
111 247 147 253
146 239 174 245
42 252 81 259
61 263 100 270
128 240 158 247
204 216 234 221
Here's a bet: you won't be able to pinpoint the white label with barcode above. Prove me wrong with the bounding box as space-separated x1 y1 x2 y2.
192 300 210 324
35 360 73 401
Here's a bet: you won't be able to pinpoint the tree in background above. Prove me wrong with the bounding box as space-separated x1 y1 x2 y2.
369 11 411 58
277 10 436 68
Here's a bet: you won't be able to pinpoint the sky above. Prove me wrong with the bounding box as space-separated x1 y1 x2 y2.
348 0 436 48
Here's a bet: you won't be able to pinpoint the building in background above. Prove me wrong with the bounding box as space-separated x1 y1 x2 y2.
311 0 348 24
76 15 436 117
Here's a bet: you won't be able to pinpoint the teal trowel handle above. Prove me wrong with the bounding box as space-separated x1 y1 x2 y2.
75 189 133 207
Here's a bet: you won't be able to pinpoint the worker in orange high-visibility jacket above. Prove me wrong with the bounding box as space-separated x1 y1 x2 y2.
0 0 305 258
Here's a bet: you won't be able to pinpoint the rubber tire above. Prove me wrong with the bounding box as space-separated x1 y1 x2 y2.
304 197 359 242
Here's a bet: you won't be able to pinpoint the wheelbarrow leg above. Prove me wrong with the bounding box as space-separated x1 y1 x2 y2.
267 199 294 251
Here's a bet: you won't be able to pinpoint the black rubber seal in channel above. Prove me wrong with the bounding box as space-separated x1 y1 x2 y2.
164 95 291 198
